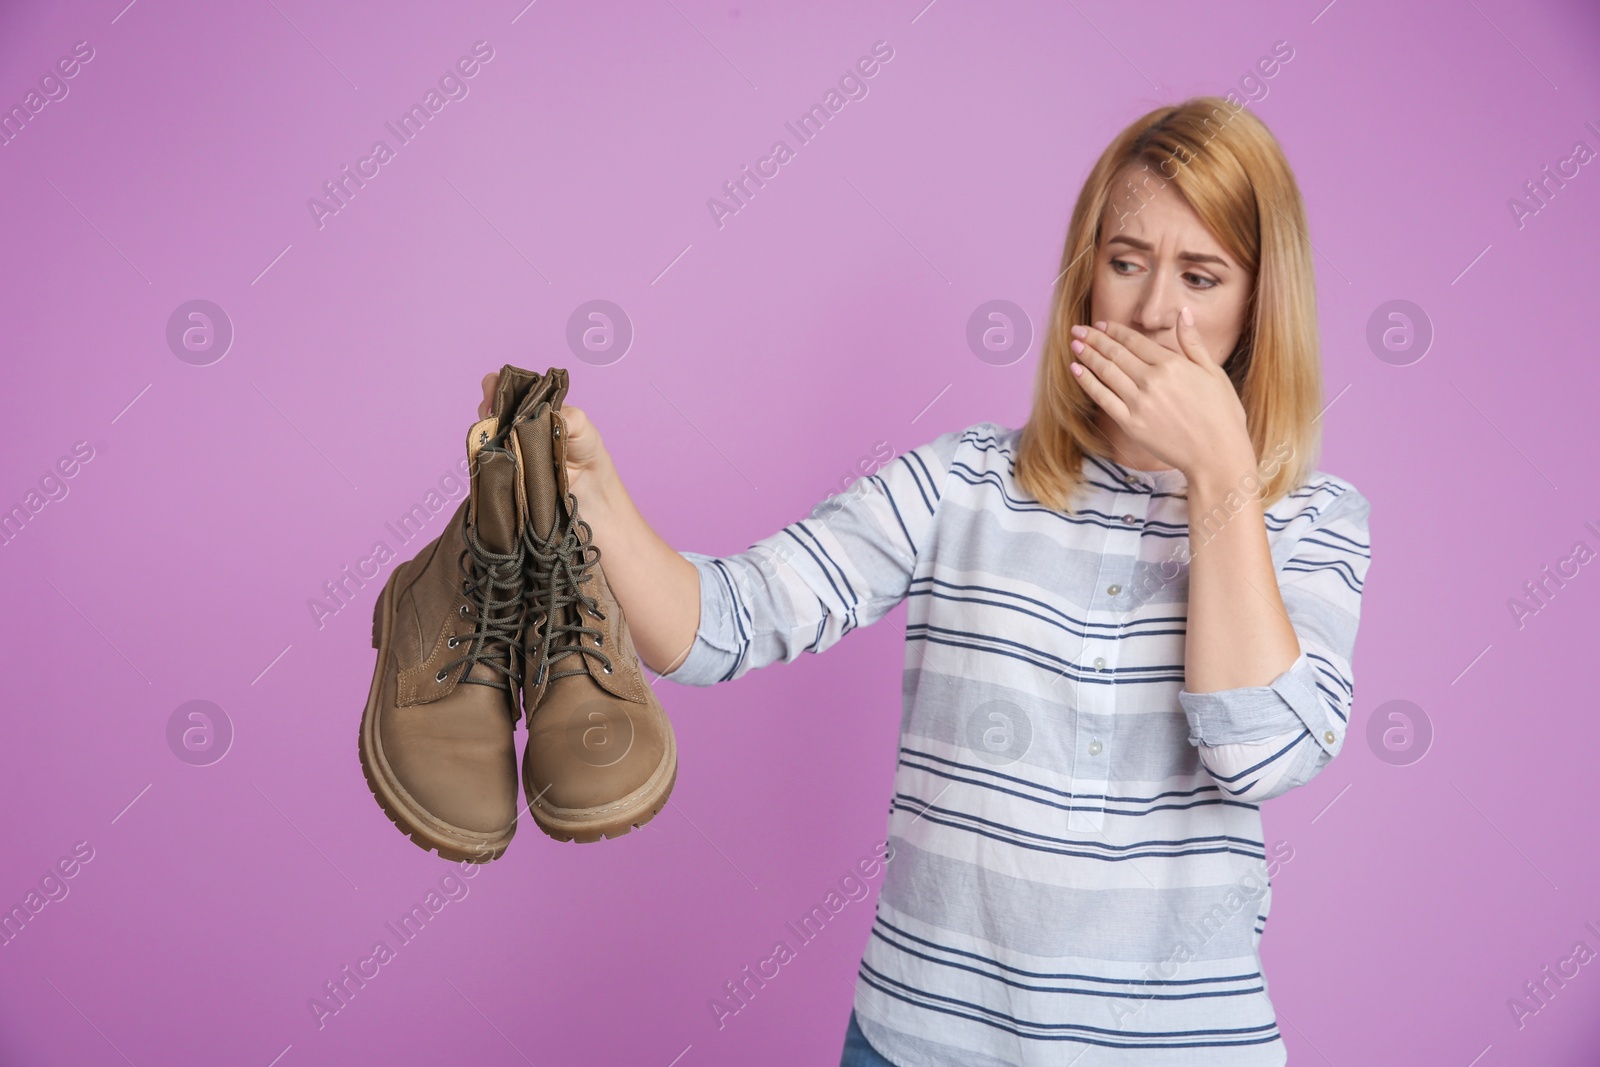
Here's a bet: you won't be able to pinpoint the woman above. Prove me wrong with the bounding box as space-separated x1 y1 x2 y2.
482 96 1371 1066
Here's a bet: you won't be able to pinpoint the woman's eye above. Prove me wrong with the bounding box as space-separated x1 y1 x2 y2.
1185 273 1218 289
1110 258 1137 275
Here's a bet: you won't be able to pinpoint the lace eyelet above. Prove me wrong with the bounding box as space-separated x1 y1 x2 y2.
448 636 459 649
435 670 448 683
602 664 612 674
594 635 603 646
459 604 470 618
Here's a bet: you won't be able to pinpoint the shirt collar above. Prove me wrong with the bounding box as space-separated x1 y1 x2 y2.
1090 452 1188 494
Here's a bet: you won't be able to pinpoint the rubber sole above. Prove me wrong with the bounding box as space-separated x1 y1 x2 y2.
360 573 517 864
527 727 678 844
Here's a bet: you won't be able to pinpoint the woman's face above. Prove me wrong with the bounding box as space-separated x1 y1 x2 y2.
1089 163 1254 369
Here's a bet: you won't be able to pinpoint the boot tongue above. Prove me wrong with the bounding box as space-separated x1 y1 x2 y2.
466 416 518 556
472 450 519 555
492 364 542 434
511 367 570 544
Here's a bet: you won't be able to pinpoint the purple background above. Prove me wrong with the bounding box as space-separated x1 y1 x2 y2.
3 1 1598 1064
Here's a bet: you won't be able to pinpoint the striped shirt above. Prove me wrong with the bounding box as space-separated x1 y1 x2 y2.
663 421 1372 1065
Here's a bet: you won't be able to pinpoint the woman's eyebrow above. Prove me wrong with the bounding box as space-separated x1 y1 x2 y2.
1105 234 1231 269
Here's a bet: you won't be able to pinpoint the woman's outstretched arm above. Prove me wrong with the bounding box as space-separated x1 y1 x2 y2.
480 375 966 687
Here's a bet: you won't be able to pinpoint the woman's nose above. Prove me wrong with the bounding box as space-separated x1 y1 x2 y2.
1134 277 1179 334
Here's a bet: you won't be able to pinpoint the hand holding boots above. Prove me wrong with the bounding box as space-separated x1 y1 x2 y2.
361 365 678 861
480 371 609 506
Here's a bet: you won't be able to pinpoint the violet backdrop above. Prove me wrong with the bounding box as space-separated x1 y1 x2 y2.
2 1 1598 1064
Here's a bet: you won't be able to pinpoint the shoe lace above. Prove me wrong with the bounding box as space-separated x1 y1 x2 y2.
525 488 614 688
438 498 526 693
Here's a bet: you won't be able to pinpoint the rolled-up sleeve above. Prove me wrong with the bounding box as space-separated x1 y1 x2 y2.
1179 482 1373 801
651 552 741 687
659 428 966 688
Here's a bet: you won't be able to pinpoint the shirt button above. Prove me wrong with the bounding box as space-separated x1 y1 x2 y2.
1107 584 1121 596
1093 657 1107 670
1123 513 1137 524
1323 730 1336 744
1124 473 1138 485
1088 740 1103 756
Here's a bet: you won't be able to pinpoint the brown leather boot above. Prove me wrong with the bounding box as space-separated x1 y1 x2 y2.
359 368 538 862
509 367 678 843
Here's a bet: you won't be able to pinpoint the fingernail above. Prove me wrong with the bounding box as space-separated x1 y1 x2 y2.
1070 324 1087 339
1094 320 1107 331
1181 306 1193 326
1070 339 1084 354
1070 361 1084 377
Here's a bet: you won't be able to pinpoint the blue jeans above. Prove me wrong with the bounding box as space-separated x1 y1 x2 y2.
839 1009 897 1066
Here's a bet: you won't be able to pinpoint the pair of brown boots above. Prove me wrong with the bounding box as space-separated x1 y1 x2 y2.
359 365 676 862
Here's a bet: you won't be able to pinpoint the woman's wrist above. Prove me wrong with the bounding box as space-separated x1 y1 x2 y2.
1185 461 1258 502
572 447 626 526
1181 437 1259 497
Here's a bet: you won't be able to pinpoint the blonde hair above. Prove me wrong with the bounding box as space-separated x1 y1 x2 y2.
1015 96 1323 512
